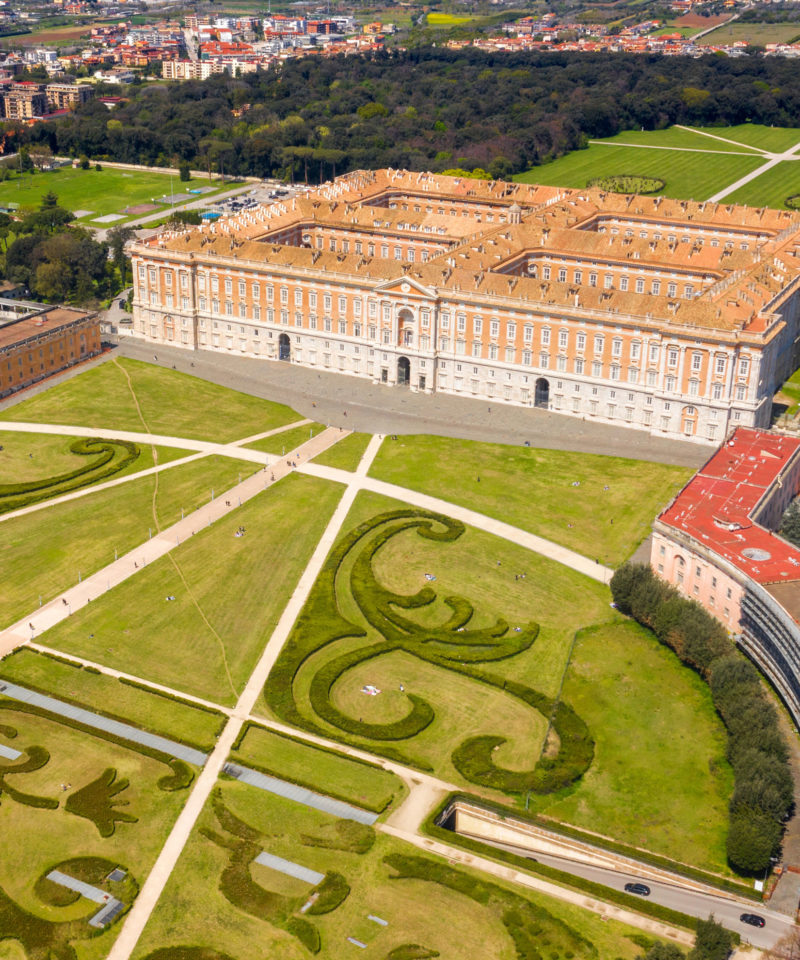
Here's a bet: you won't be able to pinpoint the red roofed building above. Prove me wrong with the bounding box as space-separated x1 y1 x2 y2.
653 426 800 722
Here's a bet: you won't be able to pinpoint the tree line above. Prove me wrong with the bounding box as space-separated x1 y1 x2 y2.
611 563 792 875
10 47 800 182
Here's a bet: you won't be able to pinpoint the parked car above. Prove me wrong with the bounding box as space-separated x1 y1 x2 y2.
624 882 651 896
740 914 765 928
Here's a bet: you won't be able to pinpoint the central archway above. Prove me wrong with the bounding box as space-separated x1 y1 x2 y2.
278 333 291 361
397 356 411 386
534 377 549 408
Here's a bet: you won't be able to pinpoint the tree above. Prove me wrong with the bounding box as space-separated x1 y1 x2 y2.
107 225 136 284
40 190 58 208
780 499 800 548
727 808 782 872
689 917 734 960
79 154 90 170
766 926 800 960
28 144 53 171
638 944 685 960
178 161 191 182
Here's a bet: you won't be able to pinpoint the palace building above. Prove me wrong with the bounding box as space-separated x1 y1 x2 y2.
129 169 800 444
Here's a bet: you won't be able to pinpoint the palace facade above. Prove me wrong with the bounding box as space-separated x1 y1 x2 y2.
129 169 800 444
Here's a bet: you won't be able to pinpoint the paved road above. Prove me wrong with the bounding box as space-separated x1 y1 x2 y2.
113 339 708 467
486 840 793 950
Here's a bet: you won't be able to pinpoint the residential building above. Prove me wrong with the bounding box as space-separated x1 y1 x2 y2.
46 82 92 111
3 81 47 119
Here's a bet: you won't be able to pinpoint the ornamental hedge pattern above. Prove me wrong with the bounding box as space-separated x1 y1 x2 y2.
0 437 140 515
264 509 594 796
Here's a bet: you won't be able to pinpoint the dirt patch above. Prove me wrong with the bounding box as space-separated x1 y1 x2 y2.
124 203 159 215
674 13 729 28
17 25 92 45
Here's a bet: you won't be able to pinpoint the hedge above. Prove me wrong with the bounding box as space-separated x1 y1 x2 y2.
0 698 197 791
301 820 376 854
386 947 440 960
0 437 140 515
0 744 59 809
262 509 591 796
65 767 138 837
611 563 791 873
306 871 350 914
428 793 756 901
587 175 665 195
142 951 237 960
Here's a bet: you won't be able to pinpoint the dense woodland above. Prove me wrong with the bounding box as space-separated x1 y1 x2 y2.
11 48 800 182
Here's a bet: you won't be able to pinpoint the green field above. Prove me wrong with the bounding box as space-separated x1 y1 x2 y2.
0 166 229 224
0 453 258 628
130 779 646 960
246 422 325 455
0 647 225 750
698 21 800 45
534 621 733 873
232 723 405 813
1 357 300 443
262 490 731 869
40 474 343 705
369 435 690 566
724 160 800 209
0 701 195 960
426 11 475 24
312 431 372 472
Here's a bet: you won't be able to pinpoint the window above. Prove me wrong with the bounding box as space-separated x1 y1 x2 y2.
539 352 549 368
592 361 602 378
652 279 661 295
667 348 678 367
338 296 346 314
610 364 620 381
522 350 532 365
665 376 676 392
636 278 645 294
543 266 551 280
225 278 232 295
736 384 746 401
619 277 628 292
739 358 750 377
628 367 639 384
457 314 467 333
575 270 583 284
507 322 516 339
523 325 533 343
541 327 550 346
691 353 702 372
559 329 568 349
684 284 694 299
667 282 677 298
558 268 566 283
715 356 726 375
604 274 613 290
612 338 622 357
689 379 699 397
557 355 567 372
295 289 303 306
473 317 482 336
575 358 584 375
589 272 597 287
594 335 604 354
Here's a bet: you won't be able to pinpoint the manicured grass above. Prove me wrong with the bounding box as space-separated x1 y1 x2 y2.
369 435 690 566
724 159 800 209
42 474 343 706
517 139 763 201
131 779 644 960
245 422 325 455
0 705 190 958
698 21 800 45
585 125 761 153
0 648 224 750
427 11 475 24
0 454 258 629
692 122 800 153
534 621 733 875
1 357 300 443
264 488 613 789
312 431 372 472
231 723 405 813
0 166 230 224
777 366 800 415
0 430 189 485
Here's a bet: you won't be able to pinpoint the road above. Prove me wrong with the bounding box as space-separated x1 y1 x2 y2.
486 839 795 950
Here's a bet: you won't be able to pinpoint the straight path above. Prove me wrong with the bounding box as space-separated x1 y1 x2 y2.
0 680 207 765
588 141 759 158
675 124 771 156
708 137 800 203
0 427 345 658
105 433 384 960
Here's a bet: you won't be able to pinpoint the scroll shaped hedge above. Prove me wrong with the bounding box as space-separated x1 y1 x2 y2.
264 509 594 796
0 437 140 515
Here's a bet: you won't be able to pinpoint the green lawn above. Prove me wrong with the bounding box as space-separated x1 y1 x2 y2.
0 430 188 484
1 357 300 443
582 125 762 153
0 166 230 225
41 474 343 706
724 159 800 209
0 454 258 629
777 366 800 415
691 122 800 153
698 21 800 45
368 435 690 566
130 779 645 960
0 647 224 750
517 139 763 201
533 621 733 875
312 432 372 472
245 422 325 455
0 703 192 960
231 723 405 813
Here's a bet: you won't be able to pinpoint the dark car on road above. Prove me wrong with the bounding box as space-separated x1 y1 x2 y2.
624 882 651 896
740 914 765 928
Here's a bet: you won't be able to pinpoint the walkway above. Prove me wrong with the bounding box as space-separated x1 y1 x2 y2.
0 680 207 766
105 434 383 960
0 426 345 658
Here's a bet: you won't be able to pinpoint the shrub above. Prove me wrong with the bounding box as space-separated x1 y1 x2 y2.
158 759 195 792
301 820 375 854
386 947 440 960
689 916 734 960
286 917 321 953
142 950 237 960
65 768 138 837
306 872 350 914
0 744 59 809
587 175 665 194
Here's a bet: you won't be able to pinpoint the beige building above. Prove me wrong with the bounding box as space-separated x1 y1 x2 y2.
161 59 224 80
129 169 800 444
45 82 92 111
3 82 47 119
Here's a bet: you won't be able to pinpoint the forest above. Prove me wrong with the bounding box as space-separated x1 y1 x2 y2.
12 48 800 182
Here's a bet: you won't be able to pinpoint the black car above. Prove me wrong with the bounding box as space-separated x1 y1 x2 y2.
624 882 651 896
740 913 766 928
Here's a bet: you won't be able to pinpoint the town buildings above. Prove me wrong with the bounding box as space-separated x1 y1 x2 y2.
652 426 800 725
0 299 100 398
129 169 800 445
